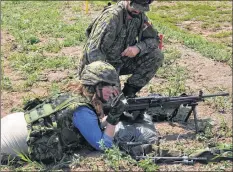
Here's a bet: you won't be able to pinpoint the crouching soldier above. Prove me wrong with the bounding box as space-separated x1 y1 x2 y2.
78 0 164 98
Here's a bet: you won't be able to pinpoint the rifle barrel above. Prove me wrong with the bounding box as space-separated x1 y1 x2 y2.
136 156 208 162
127 92 229 104
202 92 229 98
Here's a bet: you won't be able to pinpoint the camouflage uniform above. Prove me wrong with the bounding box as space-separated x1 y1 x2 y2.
78 1 164 96
25 61 120 163
24 93 94 163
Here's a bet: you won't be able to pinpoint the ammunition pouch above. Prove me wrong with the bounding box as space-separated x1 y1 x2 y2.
28 132 63 164
23 98 43 111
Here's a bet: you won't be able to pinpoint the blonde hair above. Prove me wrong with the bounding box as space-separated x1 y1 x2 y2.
66 81 105 118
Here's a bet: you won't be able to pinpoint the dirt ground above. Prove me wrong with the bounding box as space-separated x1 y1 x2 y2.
1 31 80 116
148 40 232 171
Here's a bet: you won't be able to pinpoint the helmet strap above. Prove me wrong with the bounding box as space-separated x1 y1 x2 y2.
95 84 106 103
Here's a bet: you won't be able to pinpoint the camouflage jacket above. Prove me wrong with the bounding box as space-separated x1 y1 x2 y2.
78 2 160 76
24 93 94 163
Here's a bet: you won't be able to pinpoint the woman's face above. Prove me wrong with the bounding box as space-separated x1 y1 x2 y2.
96 85 120 103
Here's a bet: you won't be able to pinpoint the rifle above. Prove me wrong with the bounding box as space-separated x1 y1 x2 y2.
136 155 208 165
122 91 229 133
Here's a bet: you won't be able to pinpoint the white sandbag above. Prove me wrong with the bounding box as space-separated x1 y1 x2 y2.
1 112 28 157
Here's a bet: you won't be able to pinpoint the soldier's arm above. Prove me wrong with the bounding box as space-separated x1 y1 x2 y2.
86 12 119 63
135 14 160 56
73 106 114 150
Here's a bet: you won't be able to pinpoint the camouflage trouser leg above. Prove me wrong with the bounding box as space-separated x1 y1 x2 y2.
119 49 164 88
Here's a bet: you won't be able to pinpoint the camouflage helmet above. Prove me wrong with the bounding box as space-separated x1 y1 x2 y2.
130 0 154 12
80 61 119 86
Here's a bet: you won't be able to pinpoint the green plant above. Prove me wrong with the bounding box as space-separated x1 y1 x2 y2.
165 48 182 64
24 72 39 87
214 161 232 171
168 67 187 96
104 146 122 170
160 65 188 96
63 37 77 47
90 1 110 11
12 150 45 171
22 95 35 106
218 116 232 137
138 158 159 172
210 31 232 38
15 151 33 163
216 143 232 150
210 96 231 113
44 39 62 53
154 47 190 96
99 140 137 171
196 119 215 142
201 23 210 29
69 154 82 169
9 53 43 73
27 36 40 45
48 82 62 96
10 107 24 113
1 76 13 91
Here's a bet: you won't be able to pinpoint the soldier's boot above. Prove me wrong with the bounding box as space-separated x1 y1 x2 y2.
122 83 142 98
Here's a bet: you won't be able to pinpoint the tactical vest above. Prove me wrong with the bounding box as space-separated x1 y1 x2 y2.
24 93 94 163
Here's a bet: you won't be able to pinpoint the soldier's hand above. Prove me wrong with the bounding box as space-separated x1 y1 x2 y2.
106 93 127 125
121 46 140 58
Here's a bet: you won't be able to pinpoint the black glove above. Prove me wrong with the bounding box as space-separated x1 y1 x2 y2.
106 93 127 125
122 83 142 98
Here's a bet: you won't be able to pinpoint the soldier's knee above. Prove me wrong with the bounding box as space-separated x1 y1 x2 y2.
149 49 164 67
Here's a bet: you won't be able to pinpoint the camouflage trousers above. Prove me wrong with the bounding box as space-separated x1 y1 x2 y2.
119 48 164 88
78 49 164 88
